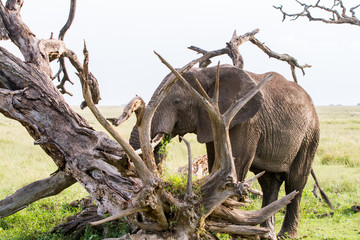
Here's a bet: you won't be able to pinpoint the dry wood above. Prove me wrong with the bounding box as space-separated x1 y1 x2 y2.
80 43 170 230
311 169 334 209
0 0 142 220
210 191 298 226
188 29 259 69
107 96 145 126
89 206 149 226
180 136 194 198
190 28 311 83
224 73 273 125
79 43 154 184
249 38 311 83
275 0 360 26
207 221 272 239
0 1 306 238
0 171 75 218
55 0 77 97
135 50 233 175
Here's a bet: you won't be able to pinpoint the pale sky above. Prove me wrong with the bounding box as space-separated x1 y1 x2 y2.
2 0 360 106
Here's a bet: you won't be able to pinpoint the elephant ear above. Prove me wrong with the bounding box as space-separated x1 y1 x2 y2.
196 66 264 143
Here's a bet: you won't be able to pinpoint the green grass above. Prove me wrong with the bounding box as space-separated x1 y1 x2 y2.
1 106 360 239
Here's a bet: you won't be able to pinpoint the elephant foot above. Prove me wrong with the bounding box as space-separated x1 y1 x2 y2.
277 229 298 239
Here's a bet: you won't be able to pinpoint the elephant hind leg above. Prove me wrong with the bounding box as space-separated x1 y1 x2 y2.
254 169 284 238
278 132 319 238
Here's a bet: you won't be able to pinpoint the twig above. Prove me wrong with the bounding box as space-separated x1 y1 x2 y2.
53 0 78 98
311 169 334 209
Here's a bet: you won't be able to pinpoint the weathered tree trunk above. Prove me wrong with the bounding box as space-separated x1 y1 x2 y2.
0 1 306 239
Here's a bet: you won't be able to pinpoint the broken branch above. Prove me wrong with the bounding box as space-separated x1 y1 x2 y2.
89 206 149 226
107 95 145 126
0 171 75 218
274 0 360 26
249 38 311 83
207 221 272 239
224 73 273 126
180 136 193 198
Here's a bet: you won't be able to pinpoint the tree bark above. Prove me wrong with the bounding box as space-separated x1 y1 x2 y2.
0 171 76 218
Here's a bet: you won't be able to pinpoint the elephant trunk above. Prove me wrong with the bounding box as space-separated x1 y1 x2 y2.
129 104 176 166
129 125 169 166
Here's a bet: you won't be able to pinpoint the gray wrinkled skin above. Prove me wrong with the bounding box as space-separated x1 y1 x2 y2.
129 65 319 238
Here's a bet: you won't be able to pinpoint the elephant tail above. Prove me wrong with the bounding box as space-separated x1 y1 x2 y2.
311 169 334 210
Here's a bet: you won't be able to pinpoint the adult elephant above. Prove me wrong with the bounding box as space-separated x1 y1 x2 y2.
129 64 319 238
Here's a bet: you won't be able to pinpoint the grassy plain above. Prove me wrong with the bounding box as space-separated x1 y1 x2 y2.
0 105 359 239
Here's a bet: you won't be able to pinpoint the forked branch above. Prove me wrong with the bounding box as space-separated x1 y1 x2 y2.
54 0 77 97
190 29 310 83
79 42 153 184
188 29 259 69
250 38 311 83
224 73 273 125
274 0 360 26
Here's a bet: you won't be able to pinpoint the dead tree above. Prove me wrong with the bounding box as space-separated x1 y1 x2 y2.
275 0 360 26
0 1 310 239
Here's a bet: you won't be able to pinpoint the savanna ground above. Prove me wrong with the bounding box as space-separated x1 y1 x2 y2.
0 105 359 240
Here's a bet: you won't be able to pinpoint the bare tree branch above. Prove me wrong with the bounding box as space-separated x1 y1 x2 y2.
250 38 311 83
55 0 77 97
107 95 145 126
224 73 273 125
274 0 360 26
211 191 298 227
79 42 153 184
0 1 52 76
61 49 101 108
189 29 310 83
207 221 273 239
188 29 259 69
133 50 230 175
0 171 75 218
58 0 77 40
180 136 194 198
89 206 149 226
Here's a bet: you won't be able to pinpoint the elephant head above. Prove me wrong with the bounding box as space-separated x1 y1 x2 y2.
129 64 264 163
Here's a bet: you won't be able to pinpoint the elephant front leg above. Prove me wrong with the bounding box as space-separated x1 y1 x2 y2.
206 142 215 172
